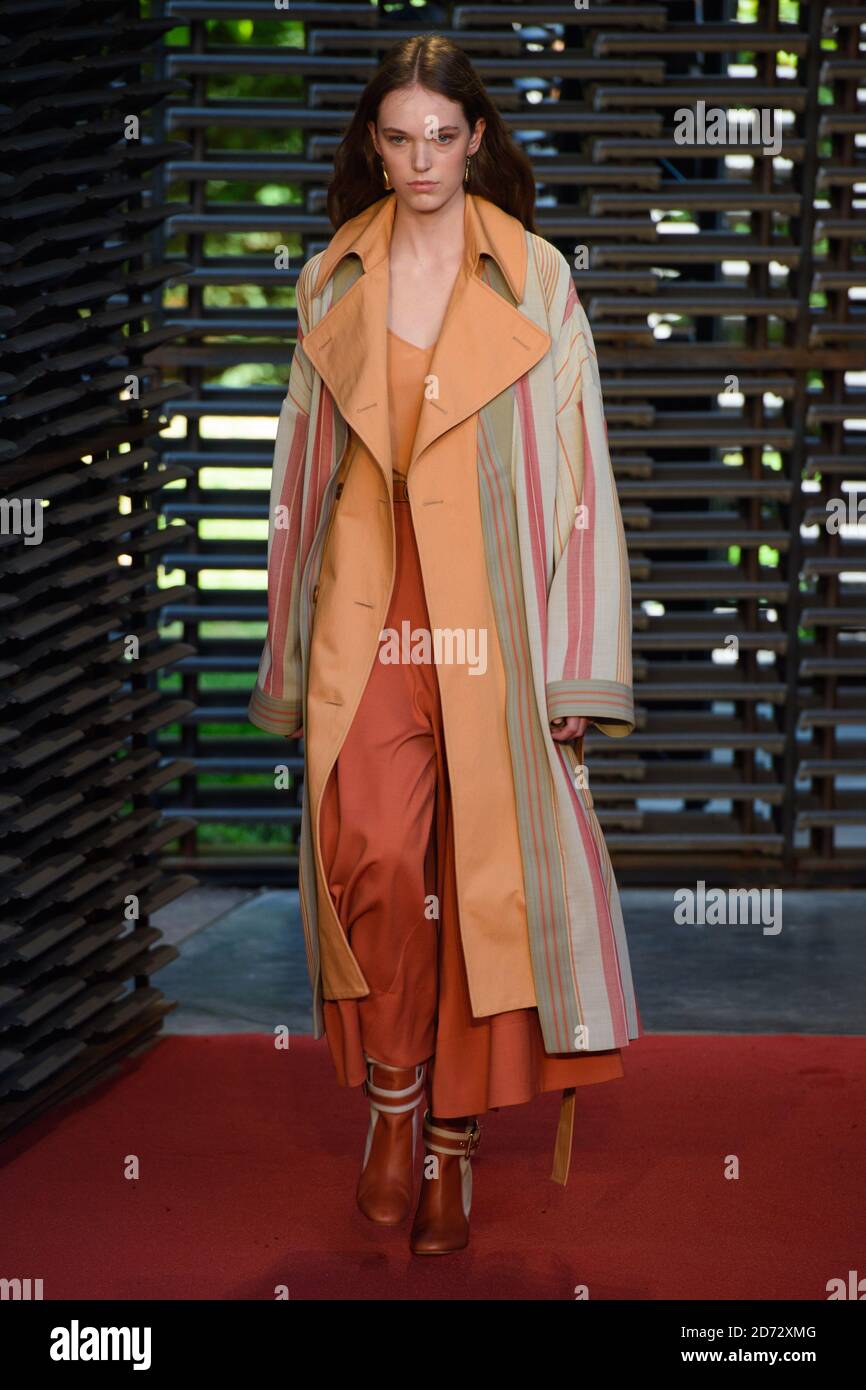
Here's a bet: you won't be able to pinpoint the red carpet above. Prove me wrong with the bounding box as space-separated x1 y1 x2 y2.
2 1033 863 1300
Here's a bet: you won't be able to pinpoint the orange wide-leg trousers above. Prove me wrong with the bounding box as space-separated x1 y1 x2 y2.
320 488 623 1119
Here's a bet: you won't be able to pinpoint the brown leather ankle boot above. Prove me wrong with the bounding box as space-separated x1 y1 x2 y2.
409 1110 481 1255
356 1057 426 1225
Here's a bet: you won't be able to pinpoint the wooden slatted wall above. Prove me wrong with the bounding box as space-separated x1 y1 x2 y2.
0 0 196 1135
153 0 866 886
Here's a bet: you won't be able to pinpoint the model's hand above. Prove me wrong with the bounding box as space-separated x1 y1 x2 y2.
550 715 589 742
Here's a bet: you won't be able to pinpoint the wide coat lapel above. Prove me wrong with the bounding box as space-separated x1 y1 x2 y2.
300 192 552 480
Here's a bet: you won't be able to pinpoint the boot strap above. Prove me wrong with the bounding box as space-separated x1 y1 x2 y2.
423 1111 481 1158
363 1059 426 1115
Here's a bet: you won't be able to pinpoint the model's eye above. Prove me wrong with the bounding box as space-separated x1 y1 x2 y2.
436 134 455 144
387 135 406 145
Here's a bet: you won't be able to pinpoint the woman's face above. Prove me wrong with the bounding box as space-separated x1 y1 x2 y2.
368 84 485 211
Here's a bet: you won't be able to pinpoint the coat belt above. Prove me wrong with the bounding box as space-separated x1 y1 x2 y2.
551 1088 577 1185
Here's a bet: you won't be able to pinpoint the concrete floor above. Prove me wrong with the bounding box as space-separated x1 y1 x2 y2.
153 887 866 1036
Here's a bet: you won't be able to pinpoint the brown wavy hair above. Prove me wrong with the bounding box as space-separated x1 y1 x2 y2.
326 33 537 233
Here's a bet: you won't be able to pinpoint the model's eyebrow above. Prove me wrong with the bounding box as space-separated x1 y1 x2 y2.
380 125 462 134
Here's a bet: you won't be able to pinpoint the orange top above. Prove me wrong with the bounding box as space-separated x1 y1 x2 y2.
387 327 435 486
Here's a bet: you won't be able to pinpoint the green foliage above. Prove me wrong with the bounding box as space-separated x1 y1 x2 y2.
197 823 292 847
209 127 304 155
207 73 305 102
204 283 295 309
205 19 304 48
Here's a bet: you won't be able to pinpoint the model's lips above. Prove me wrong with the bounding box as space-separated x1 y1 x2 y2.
408 181 437 189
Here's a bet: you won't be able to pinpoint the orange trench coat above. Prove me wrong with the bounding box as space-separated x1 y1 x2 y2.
249 192 641 1178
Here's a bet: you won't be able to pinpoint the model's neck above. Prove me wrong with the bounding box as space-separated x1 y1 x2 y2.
390 189 467 267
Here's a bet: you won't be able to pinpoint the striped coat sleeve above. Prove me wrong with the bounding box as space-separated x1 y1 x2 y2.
546 272 635 737
247 259 315 737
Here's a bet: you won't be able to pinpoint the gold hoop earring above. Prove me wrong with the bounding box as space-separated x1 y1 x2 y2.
464 156 471 184
381 160 391 190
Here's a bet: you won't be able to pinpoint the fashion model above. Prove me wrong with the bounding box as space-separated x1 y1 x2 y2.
249 34 640 1255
